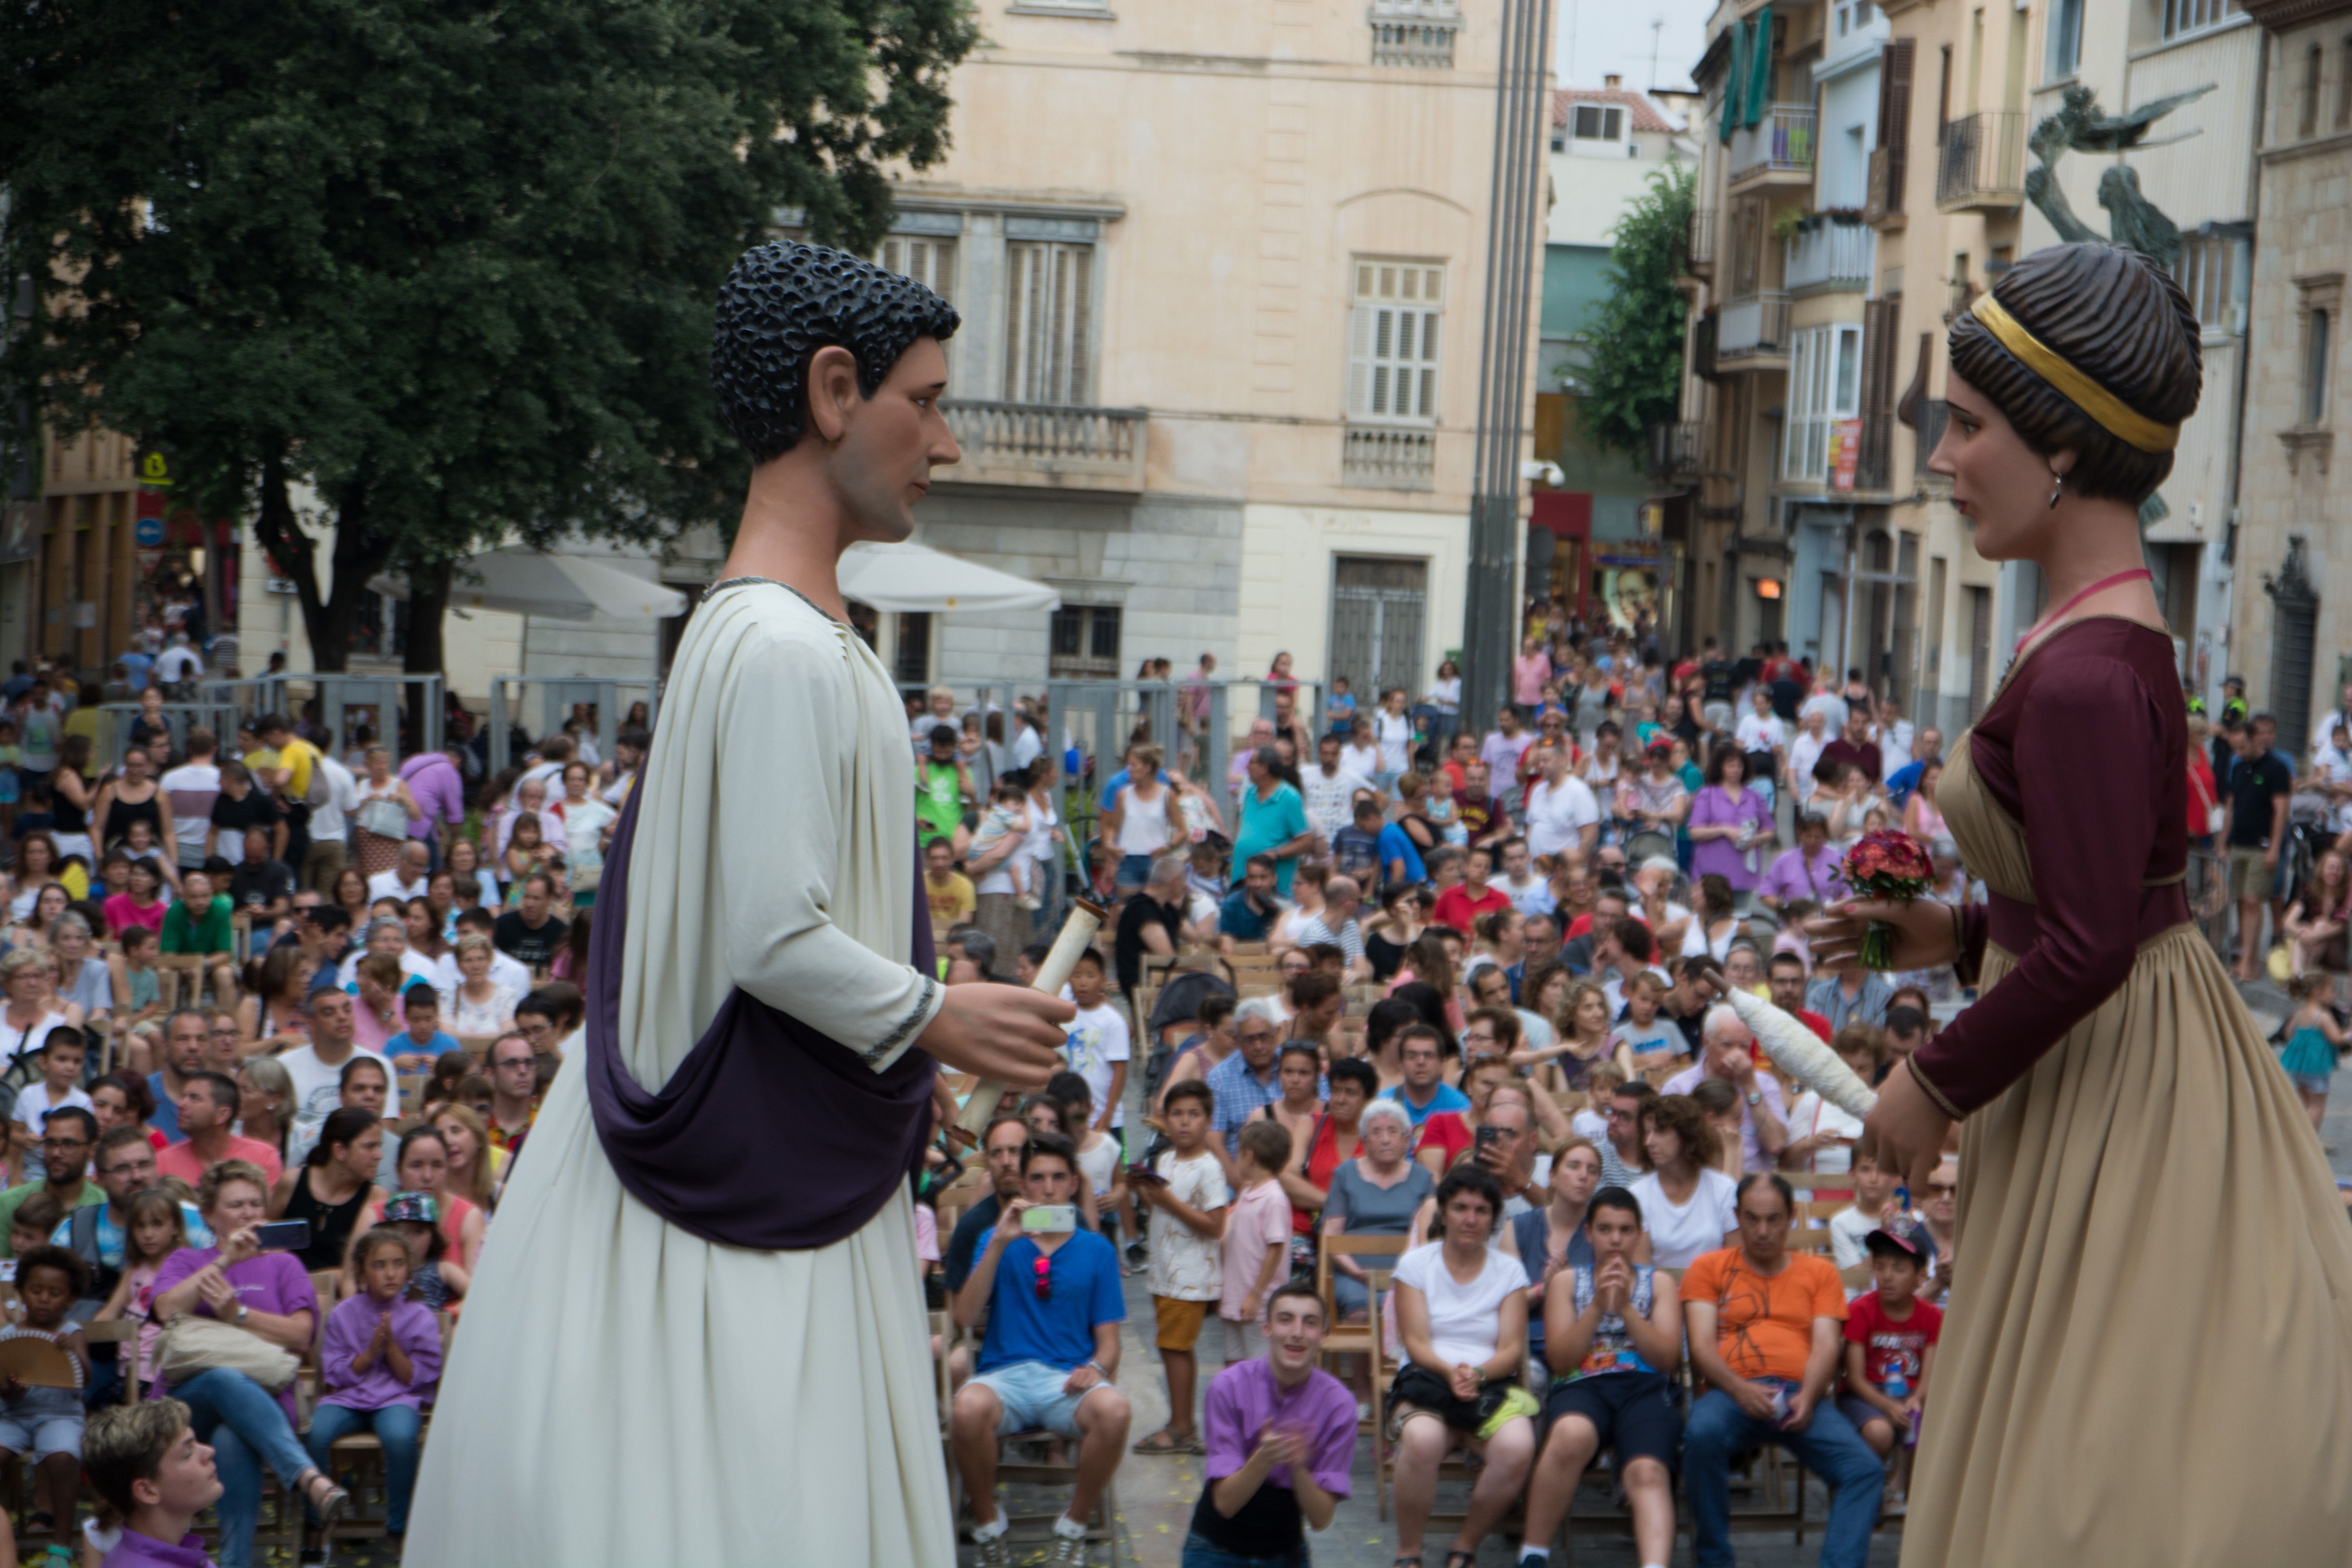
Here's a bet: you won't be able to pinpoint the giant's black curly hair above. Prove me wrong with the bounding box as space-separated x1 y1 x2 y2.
710 241 962 464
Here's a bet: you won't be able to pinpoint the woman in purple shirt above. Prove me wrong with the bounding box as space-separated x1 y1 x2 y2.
1685 744 1775 897
148 1161 348 1568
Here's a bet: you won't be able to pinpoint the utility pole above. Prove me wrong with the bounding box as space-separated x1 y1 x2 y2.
1461 0 1557 729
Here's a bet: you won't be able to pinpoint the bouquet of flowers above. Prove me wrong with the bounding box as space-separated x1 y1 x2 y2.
1840 828 1937 971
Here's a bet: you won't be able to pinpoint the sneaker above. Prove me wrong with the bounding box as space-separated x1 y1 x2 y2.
1016 893 1043 911
973 1529 1013 1568
1046 1529 1090 1565
1125 1240 1147 1267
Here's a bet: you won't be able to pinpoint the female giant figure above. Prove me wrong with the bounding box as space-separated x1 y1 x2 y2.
1813 242 2352 1564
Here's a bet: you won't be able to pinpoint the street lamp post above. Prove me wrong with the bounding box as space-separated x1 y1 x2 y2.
1461 0 1556 730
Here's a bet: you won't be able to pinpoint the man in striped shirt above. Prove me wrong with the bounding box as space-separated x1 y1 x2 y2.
159 730 223 873
1288 875 1368 983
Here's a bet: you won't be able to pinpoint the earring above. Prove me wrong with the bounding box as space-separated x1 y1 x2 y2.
2048 470 2065 510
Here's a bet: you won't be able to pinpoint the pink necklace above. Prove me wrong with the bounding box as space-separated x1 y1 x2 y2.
2012 567 2152 659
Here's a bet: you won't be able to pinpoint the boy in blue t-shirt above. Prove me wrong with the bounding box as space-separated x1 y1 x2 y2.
387 985 463 1073
951 1134 1129 1557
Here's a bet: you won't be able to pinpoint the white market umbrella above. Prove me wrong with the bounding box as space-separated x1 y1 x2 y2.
447 548 689 621
838 541 1061 615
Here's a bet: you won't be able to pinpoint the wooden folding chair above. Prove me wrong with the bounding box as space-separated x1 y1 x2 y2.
1314 1232 1409 1517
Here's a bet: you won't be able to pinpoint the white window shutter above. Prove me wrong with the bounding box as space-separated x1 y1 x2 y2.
1348 304 1374 416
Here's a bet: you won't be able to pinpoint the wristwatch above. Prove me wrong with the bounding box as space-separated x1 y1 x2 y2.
1744 1091 1763 1107
234 1303 250 1324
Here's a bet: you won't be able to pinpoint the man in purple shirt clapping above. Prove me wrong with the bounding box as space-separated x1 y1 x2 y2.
1185 1280 1359 1563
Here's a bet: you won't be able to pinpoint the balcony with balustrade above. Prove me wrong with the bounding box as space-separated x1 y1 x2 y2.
1341 426 1437 490
1369 0 1461 67
1936 112 2025 212
1649 421 1704 485
935 401 1149 492
1715 292 1791 369
1784 218 1875 298
1728 105 1817 189
1686 206 1717 278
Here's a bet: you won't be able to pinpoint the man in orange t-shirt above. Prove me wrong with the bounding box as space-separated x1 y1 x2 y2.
1680 1172 1884 1567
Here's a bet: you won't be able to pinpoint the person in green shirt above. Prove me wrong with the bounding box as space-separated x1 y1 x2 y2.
1231 745 1315 898
160 867 238 1008
0 1105 102 1257
914 724 973 850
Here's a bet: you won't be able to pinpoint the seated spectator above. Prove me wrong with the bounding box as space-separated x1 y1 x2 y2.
1828 1151 1898 1296
1217 1122 1294 1366
1499 1136 1602 1383
1319 1099 1434 1320
110 926 165 1039
1662 1004 1788 1172
0 1108 102 1258
1273 1056 1372 1240
1218 855 1286 947
1291 875 1370 983
1837 1212 1940 1511
308 1229 443 1550
481 1033 540 1159
91 1072 167 1154
1432 844 1510 936
949 1133 1131 1566
158 869 237 1009
160 1073 284 1189
1205 1000 1287 1160
442 932 521 1044
1594 1078 1654 1191
511 983 584 1059
89 1185 188 1411
1523 1185 1685 1568
1626 1094 1737 1269
1682 1174 1882 1568
268 1108 386 1275
1782 1025 1877 1176
85 1399 224 1568
347 953 407 1055
102 857 170 943
1690 1078 1748 1180
1388 1167 1538 1568
278 990 396 1164
1134 1080 1231 1456
386 985 461 1073
1185 1282 1356 1567
225 829 295 927
1379 1025 1470 1128
0 1243 92 1538
151 1161 350 1565
943 1115 1032 1298
490 873 568 974
334 914 436 996
13 1027 93 1180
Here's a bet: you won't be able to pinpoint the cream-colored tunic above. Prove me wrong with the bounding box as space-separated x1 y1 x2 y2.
407 581 955 1566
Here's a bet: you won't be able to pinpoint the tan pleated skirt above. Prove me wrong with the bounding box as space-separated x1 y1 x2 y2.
1900 922 2352 1564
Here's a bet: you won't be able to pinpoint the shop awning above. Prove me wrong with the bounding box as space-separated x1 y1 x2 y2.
838 541 1061 615
436 549 689 621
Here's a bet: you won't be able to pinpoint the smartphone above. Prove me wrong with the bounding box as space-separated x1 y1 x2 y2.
252 1220 312 1254
1474 1125 1506 1154
1125 1163 1168 1186
1020 1205 1078 1235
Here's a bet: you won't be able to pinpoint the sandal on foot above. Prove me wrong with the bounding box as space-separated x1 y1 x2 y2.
25 1513 51 1537
1444 1553 1478 1568
1131 1428 1201 1455
302 1471 352 1528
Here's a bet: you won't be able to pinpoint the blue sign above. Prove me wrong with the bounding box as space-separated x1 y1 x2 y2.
134 517 165 547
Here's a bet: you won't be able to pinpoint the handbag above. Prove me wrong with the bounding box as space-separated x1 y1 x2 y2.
356 793 408 839
154 1313 299 1392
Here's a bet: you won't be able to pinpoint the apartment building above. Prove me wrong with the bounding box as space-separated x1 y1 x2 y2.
2232 0 2352 755
841 0 1547 703
1535 80 1701 637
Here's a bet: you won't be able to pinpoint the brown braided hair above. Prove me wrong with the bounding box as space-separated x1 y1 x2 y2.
1943 241 2201 506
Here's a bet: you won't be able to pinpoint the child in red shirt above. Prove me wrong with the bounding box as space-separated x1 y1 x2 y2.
1837 1212 1942 1511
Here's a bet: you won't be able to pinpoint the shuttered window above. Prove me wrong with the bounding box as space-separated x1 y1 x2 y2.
1347 261 1445 424
878 237 956 302
1004 241 1093 405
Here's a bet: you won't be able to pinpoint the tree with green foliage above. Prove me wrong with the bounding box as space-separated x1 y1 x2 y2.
0 0 976 676
1569 162 1695 461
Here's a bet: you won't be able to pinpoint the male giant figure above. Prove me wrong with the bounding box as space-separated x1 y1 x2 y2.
409 244 1067 1563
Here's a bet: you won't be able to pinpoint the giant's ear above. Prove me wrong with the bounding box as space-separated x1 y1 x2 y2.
805 345 862 445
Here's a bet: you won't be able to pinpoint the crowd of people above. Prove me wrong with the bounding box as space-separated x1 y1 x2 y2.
0 654 626 1567
910 630 2104 1568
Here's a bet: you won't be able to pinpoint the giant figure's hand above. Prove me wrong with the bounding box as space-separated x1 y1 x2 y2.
1805 897 1960 973
919 982 1070 1088
1855 1056 1952 1195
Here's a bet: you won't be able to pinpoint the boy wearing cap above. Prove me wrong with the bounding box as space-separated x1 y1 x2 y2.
1838 1212 1942 1510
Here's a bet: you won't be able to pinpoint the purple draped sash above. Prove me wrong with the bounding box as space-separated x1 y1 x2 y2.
581 780 937 1250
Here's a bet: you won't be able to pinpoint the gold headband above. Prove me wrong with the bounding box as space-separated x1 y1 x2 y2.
1968 293 2177 454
